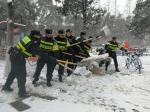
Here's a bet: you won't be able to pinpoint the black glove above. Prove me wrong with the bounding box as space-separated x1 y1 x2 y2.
86 53 90 58
125 49 128 52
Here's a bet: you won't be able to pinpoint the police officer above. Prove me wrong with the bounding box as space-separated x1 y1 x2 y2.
75 32 90 59
32 29 59 87
84 36 92 54
1 30 57 98
105 37 124 72
65 29 76 76
55 30 74 82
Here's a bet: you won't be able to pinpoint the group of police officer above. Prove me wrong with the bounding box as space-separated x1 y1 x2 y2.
1 29 93 98
1 28 125 98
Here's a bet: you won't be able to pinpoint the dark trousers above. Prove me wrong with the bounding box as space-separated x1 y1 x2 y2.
34 58 56 82
4 53 27 94
66 55 73 75
106 51 118 70
58 55 66 76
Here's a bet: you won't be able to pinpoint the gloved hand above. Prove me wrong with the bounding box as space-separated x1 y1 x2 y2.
124 49 128 52
86 53 90 58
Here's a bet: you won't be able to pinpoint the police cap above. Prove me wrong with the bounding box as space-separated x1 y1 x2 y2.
58 30 65 34
31 30 42 36
80 32 86 36
45 29 53 34
112 37 117 40
66 29 72 33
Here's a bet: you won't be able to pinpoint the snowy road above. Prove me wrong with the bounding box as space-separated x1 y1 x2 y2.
0 56 150 112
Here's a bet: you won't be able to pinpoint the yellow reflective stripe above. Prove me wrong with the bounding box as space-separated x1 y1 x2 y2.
108 46 116 50
66 40 70 47
22 51 32 56
18 42 26 50
76 45 83 52
16 44 20 49
109 44 117 47
108 44 117 50
53 43 59 51
118 44 122 49
16 40 32 57
41 40 53 45
40 44 52 50
84 45 90 53
58 46 66 51
22 36 31 44
56 41 66 45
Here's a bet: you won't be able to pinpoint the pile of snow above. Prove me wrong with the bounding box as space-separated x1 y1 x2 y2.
0 56 150 112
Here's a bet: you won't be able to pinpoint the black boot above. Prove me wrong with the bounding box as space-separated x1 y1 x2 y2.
46 79 52 87
105 61 109 71
1 85 13 91
115 68 120 72
18 92 31 98
46 82 52 87
68 73 71 76
59 75 63 82
32 78 39 84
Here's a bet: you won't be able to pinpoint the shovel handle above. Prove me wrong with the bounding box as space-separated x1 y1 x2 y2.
62 52 85 59
58 63 74 72
57 59 76 65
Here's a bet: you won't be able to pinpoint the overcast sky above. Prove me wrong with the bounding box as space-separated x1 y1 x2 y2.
53 0 137 17
99 0 137 16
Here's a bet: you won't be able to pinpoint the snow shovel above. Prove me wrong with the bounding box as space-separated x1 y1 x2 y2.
77 53 109 67
62 52 85 59
58 63 81 76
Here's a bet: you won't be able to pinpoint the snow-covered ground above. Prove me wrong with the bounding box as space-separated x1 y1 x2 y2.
0 55 150 112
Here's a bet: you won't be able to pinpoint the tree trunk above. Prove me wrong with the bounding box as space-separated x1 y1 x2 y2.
82 0 87 31
4 1 14 78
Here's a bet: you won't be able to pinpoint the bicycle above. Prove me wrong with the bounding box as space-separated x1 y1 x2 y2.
125 51 142 74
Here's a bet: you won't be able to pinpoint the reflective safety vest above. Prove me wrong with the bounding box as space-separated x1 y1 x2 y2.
76 37 83 52
108 43 122 51
84 44 91 53
16 36 33 57
56 40 70 51
40 40 58 52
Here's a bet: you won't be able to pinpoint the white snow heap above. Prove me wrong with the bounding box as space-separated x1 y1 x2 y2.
7 0 12 3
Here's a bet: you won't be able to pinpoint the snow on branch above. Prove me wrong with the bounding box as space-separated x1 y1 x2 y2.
7 0 12 3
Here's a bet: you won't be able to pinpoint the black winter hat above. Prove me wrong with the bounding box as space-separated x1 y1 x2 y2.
58 30 65 34
31 30 42 36
112 37 117 40
88 36 93 43
66 29 72 33
45 29 53 34
80 32 86 36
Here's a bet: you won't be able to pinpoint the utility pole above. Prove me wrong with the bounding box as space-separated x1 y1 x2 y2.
107 0 110 13
99 0 100 8
114 0 117 17
126 0 132 16
4 0 14 78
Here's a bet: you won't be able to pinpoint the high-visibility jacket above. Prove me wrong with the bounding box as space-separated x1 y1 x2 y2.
84 43 91 53
107 40 123 51
55 36 70 51
16 36 33 57
40 36 58 52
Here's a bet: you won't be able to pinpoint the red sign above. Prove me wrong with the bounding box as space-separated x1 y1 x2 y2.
5 29 18 34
